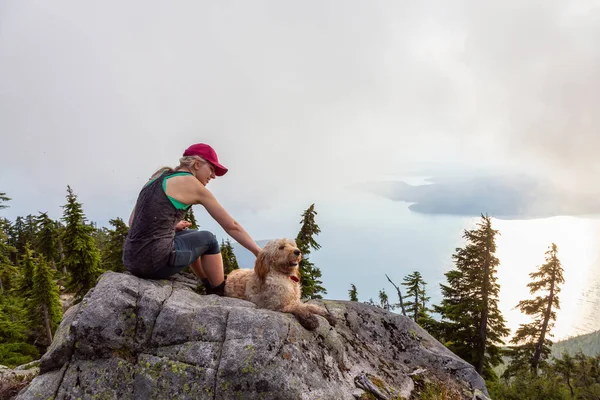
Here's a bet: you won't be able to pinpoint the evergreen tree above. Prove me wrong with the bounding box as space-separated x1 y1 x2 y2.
295 204 327 299
15 243 36 297
434 214 509 379
184 207 199 229
29 255 63 345
402 271 431 323
0 196 18 293
101 217 129 272
0 295 39 367
487 367 571 400
488 351 600 399
220 239 239 275
220 240 230 272
0 199 39 365
0 295 28 344
54 220 67 275
506 243 565 376
0 192 9 209
0 226 18 294
34 212 60 268
573 352 600 398
89 221 110 254
24 214 37 247
348 283 358 301
553 352 576 397
8 215 38 259
60 186 102 300
378 288 393 311
7 216 23 264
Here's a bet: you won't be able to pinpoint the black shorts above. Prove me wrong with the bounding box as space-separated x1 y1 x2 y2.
145 230 220 279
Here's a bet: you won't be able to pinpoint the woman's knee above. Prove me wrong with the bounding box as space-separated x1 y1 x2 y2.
194 230 220 255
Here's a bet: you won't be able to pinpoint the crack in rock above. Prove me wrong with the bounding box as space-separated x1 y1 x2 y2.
266 321 291 366
148 282 175 346
211 308 230 399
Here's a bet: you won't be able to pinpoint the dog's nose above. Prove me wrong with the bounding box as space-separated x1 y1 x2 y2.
294 250 301 256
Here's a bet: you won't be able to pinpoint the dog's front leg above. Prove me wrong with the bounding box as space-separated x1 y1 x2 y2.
303 303 337 327
283 305 319 331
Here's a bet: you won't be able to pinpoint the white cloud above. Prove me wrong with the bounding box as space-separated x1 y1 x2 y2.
1 0 599 224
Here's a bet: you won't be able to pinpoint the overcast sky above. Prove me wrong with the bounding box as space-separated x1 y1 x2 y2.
1 0 599 226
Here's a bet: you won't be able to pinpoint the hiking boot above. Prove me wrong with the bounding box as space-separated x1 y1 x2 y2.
203 280 226 296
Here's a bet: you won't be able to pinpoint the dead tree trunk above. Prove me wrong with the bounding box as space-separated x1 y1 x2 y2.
385 274 406 316
42 304 53 344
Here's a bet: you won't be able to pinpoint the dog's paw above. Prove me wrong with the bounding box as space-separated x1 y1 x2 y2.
297 314 319 331
324 313 337 327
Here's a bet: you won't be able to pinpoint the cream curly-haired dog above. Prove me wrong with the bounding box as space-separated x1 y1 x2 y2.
224 238 336 331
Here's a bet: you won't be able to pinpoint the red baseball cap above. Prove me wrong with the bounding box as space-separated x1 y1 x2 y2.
183 143 228 176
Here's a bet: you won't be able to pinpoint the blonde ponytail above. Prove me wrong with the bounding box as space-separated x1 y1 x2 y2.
148 155 207 181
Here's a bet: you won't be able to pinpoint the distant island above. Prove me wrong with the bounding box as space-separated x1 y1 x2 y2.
352 174 600 220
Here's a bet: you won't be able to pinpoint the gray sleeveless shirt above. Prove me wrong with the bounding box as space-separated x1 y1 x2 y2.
123 171 191 275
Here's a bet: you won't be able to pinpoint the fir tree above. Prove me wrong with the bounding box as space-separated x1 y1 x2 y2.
89 221 110 254
0 225 18 294
220 240 230 272
0 295 39 367
8 215 38 259
0 196 18 293
220 239 239 275
29 255 63 345
0 200 39 365
34 212 60 268
60 186 102 300
54 220 67 275
434 214 509 379
348 283 358 301
572 352 600 398
0 192 10 209
402 271 431 323
553 352 576 397
102 217 129 272
184 207 199 229
295 204 326 299
15 243 36 297
506 243 565 376
378 288 393 311
0 295 28 344
487 351 600 399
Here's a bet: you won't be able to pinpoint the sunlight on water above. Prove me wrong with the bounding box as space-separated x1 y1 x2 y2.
493 217 600 341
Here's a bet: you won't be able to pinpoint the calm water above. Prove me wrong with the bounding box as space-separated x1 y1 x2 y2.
206 185 600 341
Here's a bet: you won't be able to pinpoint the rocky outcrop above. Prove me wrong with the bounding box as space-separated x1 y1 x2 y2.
16 271 489 399
0 362 39 400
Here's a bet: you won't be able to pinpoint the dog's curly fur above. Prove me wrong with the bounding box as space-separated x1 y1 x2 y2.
224 238 336 330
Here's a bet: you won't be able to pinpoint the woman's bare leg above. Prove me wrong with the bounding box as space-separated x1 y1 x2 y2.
189 257 207 280
190 254 224 286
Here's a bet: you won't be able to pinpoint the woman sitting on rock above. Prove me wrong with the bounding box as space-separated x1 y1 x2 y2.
123 143 261 295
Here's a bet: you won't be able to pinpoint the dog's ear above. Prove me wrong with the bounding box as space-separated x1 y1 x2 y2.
254 251 269 282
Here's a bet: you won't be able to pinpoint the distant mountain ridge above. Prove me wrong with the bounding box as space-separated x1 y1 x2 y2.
353 174 600 220
552 330 600 358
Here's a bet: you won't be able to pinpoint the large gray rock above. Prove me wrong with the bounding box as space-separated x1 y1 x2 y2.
16 271 490 400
